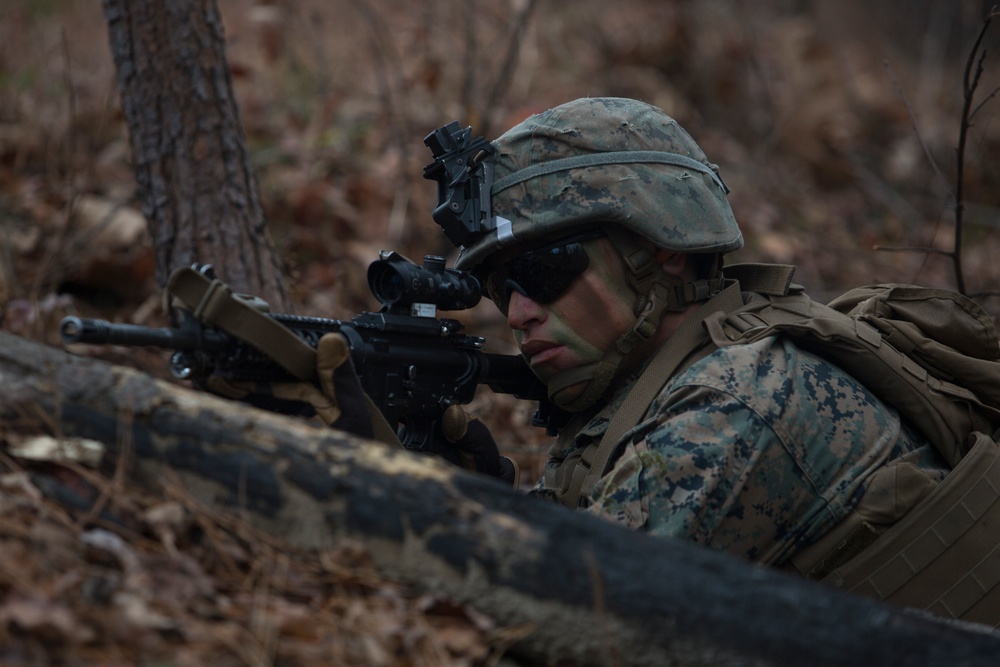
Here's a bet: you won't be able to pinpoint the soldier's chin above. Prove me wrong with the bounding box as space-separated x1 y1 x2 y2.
549 381 587 408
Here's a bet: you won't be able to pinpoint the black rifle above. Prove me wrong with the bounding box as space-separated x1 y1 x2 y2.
60 252 563 455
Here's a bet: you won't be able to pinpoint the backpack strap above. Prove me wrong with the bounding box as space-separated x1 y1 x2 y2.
702 286 1000 468
721 263 799 296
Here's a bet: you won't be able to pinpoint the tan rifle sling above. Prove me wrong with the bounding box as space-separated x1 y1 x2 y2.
167 267 318 381
166 267 401 448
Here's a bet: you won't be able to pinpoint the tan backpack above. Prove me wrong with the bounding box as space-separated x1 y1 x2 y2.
716 264 1000 469
561 263 1000 625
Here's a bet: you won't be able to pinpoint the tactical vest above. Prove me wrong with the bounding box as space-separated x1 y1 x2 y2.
543 263 1000 627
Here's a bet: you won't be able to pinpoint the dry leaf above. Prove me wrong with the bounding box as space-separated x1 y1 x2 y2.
7 435 105 466
70 195 148 249
0 594 96 645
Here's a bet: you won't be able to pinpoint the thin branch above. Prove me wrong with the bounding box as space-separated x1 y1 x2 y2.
877 57 952 285
970 82 1000 120
872 245 955 257
461 0 477 116
883 58 955 205
30 28 83 338
877 6 998 296
953 5 998 294
345 0 413 246
482 0 541 137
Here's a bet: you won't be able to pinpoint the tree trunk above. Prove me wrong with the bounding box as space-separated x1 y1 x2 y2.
102 0 289 310
5 331 1000 667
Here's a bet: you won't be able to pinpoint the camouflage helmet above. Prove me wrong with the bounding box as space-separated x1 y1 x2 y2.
455 97 743 273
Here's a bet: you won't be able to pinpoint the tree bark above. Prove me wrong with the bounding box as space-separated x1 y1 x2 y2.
102 0 289 310
5 331 1000 667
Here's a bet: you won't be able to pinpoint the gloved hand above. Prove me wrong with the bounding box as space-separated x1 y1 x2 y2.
203 332 375 440
315 332 375 439
439 405 519 487
203 333 515 477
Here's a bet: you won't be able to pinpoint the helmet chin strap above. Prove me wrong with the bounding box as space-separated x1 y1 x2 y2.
544 228 724 412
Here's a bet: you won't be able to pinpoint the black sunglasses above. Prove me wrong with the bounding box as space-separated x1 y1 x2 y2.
484 231 605 315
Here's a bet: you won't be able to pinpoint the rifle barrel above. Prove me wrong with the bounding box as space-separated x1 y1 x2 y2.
59 317 226 351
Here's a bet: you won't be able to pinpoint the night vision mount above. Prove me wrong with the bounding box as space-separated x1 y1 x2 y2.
422 121 496 248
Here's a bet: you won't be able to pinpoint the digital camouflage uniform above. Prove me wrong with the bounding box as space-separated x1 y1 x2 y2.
449 96 1000 623
556 336 950 565
456 97 952 566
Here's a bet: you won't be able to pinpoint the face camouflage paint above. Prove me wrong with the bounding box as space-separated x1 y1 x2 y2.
504 236 641 397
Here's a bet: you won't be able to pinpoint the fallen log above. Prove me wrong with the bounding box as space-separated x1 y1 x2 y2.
2 329 1000 667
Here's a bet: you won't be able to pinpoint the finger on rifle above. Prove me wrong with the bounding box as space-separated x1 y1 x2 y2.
441 404 471 443
316 333 352 398
205 376 255 399
270 383 338 425
318 333 374 439
499 456 520 487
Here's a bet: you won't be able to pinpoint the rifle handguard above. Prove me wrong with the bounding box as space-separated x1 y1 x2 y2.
167 267 318 382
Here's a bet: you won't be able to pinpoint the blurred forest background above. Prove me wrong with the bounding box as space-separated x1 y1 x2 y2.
3 0 999 467
1 1 999 665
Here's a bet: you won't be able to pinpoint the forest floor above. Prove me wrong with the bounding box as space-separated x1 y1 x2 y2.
1 1 999 665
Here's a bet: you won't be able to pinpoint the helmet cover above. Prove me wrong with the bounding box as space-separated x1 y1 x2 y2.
456 97 743 273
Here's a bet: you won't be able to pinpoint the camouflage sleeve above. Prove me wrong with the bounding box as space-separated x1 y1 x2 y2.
584 337 926 564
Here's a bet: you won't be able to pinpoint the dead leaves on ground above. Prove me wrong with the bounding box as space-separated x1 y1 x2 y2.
0 451 511 667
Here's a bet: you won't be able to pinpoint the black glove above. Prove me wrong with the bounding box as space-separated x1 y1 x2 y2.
440 405 519 487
